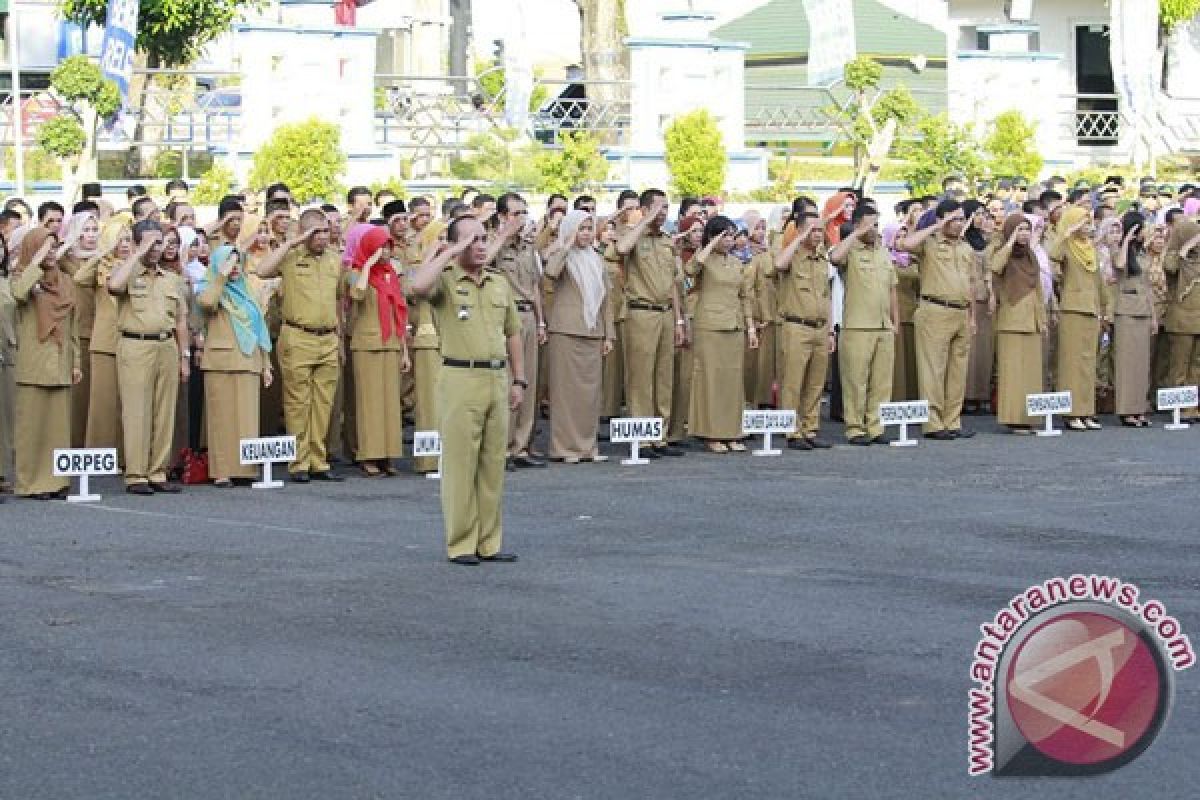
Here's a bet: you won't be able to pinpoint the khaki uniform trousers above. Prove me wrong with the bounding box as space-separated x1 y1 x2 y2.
278 325 339 474
509 310 539 456
623 308 674 444
840 329 895 440
1167 334 1200 415
667 338 693 443
71 336 90 447
754 322 780 407
326 339 356 463
412 347 442 473
779 321 828 438
439 367 509 559
118 338 179 486
0 361 13 483
86 351 123 457
601 320 625 419
891 322 917 402
914 303 969 433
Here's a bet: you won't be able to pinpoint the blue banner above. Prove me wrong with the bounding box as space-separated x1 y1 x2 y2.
99 0 139 103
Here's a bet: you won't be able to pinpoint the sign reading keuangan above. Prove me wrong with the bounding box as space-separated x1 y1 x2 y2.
240 436 297 465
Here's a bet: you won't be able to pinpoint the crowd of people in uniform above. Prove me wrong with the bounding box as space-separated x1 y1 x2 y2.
1 173 1197 554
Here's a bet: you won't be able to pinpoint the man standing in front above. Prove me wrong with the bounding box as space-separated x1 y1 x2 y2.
898 199 975 440
409 216 524 566
830 205 899 445
255 209 345 482
615 190 686 457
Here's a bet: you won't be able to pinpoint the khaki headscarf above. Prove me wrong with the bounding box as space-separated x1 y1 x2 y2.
19 227 75 347
1061 206 1097 273
1000 214 1039 305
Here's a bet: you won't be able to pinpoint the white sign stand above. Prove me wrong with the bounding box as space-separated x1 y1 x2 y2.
52 448 119 503
609 417 664 466
878 401 930 447
1157 385 1198 431
239 435 297 489
413 431 443 480
741 410 797 456
1026 391 1072 437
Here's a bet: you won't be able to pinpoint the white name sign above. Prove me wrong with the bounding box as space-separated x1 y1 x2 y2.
742 409 796 456
1025 391 1072 437
878 401 929 447
1157 385 1198 430
239 435 296 489
52 448 119 503
610 417 663 465
413 431 442 479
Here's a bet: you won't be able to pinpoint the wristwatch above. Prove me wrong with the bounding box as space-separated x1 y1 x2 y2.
513 378 529 389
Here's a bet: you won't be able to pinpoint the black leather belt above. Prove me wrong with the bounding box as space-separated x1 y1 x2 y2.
285 320 337 336
920 295 969 311
443 358 507 369
515 301 535 312
628 301 671 312
1121 289 1139 295
121 331 172 341
782 314 827 329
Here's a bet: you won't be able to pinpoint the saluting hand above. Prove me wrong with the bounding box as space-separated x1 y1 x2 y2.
71 367 82 385
509 383 524 411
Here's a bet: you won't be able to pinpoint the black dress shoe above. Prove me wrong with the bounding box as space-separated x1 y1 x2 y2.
953 429 976 439
848 436 872 446
870 435 889 445
642 447 660 459
513 454 547 468
232 477 255 488
478 552 519 563
658 445 685 457
787 437 813 451
149 482 182 493
925 430 955 441
310 470 345 482
806 437 832 449
126 483 154 495
505 457 517 472
290 471 311 483
448 555 481 566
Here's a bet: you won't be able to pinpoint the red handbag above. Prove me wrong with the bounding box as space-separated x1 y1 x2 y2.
180 448 210 485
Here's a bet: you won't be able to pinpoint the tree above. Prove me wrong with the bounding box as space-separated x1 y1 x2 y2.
664 110 727 197
830 56 924 188
249 118 347 204
574 0 630 133
1160 0 1200 31
473 61 550 112
59 0 266 176
36 55 121 201
898 114 984 196
535 132 609 195
449 127 542 190
192 162 237 206
983 110 1043 181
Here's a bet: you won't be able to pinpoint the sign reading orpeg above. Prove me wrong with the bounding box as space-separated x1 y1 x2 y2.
741 409 796 456
878 401 929 447
239 435 296 489
610 417 663 465
52 448 119 503
1026 391 1072 437
413 431 442 480
1157 385 1198 431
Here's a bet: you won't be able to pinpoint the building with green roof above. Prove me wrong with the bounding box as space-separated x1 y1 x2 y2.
713 0 948 150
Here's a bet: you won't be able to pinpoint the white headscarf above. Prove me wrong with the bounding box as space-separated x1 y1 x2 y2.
555 210 606 331
177 225 205 285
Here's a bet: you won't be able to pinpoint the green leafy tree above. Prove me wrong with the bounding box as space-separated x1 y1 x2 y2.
983 110 1043 182
1160 0 1200 31
473 61 551 112
249 118 347 204
899 114 984 196
192 162 238 206
34 55 121 200
449 127 543 189
535 132 609 195
4 147 62 183
664 110 727 197
831 56 924 181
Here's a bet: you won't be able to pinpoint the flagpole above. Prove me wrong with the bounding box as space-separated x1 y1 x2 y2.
8 2 26 197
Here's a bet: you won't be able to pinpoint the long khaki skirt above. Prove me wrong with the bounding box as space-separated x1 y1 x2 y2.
754 322 779 406
689 328 746 440
1114 315 1152 416
354 348 404 461
996 332 1042 427
71 338 90 448
15 384 71 496
1056 311 1098 417
967 304 994 403
204 370 261 480
86 351 123 458
668 339 694 443
547 332 604 459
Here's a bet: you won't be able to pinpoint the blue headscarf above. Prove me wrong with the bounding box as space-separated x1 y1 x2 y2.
196 245 272 356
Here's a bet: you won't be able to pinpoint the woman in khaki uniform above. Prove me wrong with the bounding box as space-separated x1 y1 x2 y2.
990 215 1046 432
75 218 129 455
1163 217 1200 420
348 227 410 476
543 210 615 462
242 218 285 435
409 220 445 474
1047 206 1107 431
686 216 758 453
1145 226 1171 392
1112 212 1156 427
0 235 16 493
667 216 703 446
12 228 81 498
57 211 100 446
195 245 273 487
962 202 995 414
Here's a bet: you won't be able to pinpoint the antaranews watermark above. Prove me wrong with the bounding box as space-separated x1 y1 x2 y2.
968 574 1193 777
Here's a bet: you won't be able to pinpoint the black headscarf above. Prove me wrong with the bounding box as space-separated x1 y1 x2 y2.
1120 210 1145 277
962 200 988 252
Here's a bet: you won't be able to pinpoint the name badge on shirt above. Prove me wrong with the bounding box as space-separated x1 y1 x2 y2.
457 305 471 321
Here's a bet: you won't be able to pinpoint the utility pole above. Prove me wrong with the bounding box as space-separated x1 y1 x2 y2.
448 0 471 90
8 2 25 196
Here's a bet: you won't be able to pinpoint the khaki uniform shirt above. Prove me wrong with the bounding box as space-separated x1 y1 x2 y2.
1046 237 1107 316
989 244 1047 334
751 250 779 325
73 256 121 354
493 239 540 310
61 253 97 341
195 274 267 374
430 266 521 361
914 236 973 308
624 230 676 308
766 246 831 325
684 252 755 332
348 266 406 352
603 234 630 323
1114 267 1153 319
111 264 184 337
11 264 81 386
839 240 897 331
0 276 15 366
279 247 342 331
1164 247 1200 333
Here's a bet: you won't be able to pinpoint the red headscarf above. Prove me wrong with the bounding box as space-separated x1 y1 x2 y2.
353 226 408 343
822 191 856 246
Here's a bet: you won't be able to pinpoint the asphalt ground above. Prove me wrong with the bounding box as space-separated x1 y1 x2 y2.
2 411 1199 798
